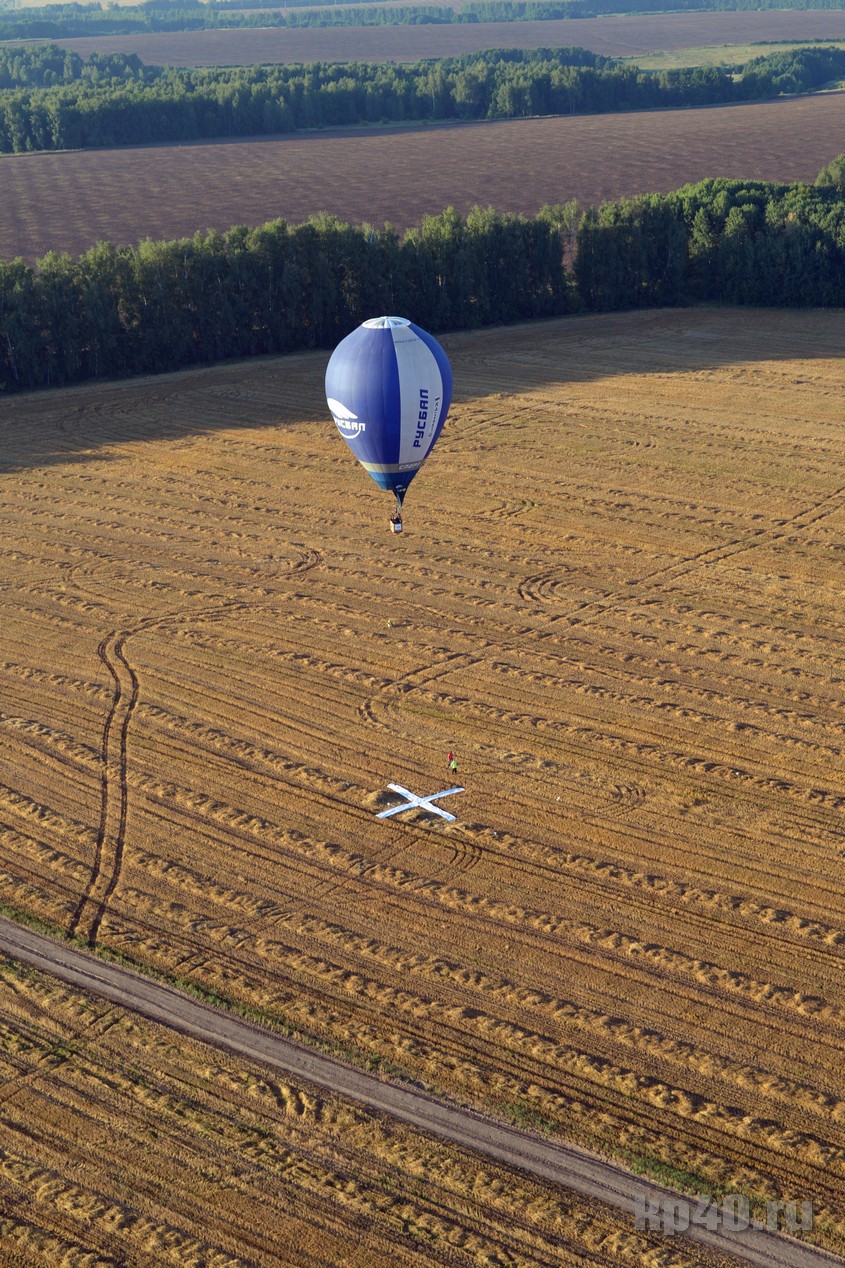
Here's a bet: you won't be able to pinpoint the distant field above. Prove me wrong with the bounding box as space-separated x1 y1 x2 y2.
2 307 845 1257
1 90 843 262
4 0 139 6
6 8 845 66
628 37 845 70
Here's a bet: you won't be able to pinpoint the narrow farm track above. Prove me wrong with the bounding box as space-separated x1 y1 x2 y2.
0 961 687 1266
0 914 840 1268
3 308 845 1259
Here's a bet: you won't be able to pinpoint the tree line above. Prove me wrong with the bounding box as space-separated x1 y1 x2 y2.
2 44 845 153
0 209 569 389
0 47 145 91
2 164 845 393
575 177 845 310
2 0 845 42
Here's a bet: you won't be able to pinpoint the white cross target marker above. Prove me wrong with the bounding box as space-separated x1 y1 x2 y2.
376 783 464 823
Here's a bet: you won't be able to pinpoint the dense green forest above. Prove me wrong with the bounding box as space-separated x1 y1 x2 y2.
2 0 845 42
2 165 845 392
0 46 144 88
1 43 844 151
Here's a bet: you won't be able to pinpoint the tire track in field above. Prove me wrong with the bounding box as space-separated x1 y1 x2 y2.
69 549 323 947
0 1001 119 1109
356 650 482 735
373 485 844 696
357 483 845 850
68 632 137 946
449 832 482 871
524 483 845 625
480 496 536 521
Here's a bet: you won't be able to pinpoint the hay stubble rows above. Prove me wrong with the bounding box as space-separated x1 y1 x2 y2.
3 951 724 1267
2 308 845 1258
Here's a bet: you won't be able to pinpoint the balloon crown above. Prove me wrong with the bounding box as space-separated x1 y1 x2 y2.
362 316 411 329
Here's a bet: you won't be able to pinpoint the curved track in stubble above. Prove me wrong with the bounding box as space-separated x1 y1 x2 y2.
68 631 138 945
358 481 845 810
68 549 323 947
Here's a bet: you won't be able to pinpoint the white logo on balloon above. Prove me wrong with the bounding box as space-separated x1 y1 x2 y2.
327 398 366 438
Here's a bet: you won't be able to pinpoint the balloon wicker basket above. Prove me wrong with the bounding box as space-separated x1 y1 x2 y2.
390 518 404 534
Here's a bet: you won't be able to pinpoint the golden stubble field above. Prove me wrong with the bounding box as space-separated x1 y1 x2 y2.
2 307 845 1259
0 956 737 1267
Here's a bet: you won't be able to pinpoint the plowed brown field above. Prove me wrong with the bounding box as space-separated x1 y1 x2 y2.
1 306 845 1258
13 8 845 66
3 90 845 262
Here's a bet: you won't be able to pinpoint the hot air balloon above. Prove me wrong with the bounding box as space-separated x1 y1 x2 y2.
325 316 452 531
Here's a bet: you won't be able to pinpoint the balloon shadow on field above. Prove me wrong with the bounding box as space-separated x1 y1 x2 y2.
1 305 843 473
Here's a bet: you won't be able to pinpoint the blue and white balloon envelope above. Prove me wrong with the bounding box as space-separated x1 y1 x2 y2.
325 316 453 508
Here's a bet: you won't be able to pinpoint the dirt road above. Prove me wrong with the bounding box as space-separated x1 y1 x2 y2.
0 914 838 1268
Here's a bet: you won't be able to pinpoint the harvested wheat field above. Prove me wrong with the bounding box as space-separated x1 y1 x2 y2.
3 91 845 263
2 306 845 1258
1 955 736 1266
16 8 845 67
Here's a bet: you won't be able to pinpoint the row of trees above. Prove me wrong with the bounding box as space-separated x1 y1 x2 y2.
0 47 145 91
2 0 845 41
2 44 845 152
0 208 570 389
2 166 845 393
576 181 845 310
